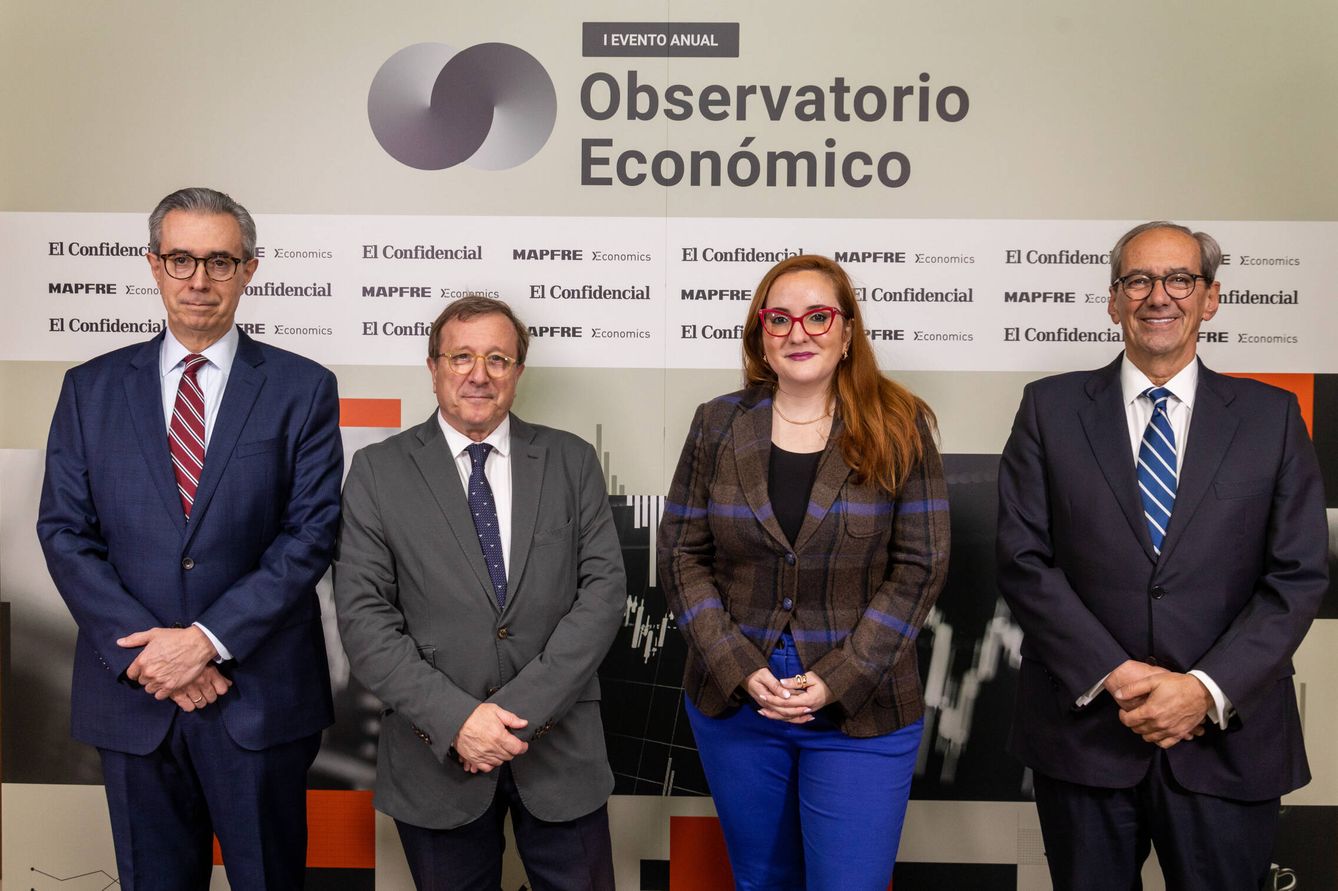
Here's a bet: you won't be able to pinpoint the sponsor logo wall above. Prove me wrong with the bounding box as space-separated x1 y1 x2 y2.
6 215 1333 372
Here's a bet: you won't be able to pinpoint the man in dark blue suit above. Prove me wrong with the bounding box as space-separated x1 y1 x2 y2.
997 222 1327 890
38 187 343 890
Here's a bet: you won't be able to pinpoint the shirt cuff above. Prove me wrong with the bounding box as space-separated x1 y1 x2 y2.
1188 669 1232 730
1075 673 1110 708
193 622 231 663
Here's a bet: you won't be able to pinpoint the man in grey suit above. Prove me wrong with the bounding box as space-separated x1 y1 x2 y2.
334 295 625 891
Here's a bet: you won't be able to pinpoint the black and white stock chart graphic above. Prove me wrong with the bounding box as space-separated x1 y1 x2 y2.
598 452 1029 801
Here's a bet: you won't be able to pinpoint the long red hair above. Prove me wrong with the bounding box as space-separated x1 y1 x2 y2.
741 254 933 493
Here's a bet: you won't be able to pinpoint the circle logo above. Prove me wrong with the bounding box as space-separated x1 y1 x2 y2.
368 42 557 171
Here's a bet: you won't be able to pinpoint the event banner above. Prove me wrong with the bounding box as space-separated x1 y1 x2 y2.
5 213 1332 372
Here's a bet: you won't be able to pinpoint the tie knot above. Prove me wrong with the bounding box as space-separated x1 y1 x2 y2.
1143 386 1172 408
182 354 207 377
466 442 493 468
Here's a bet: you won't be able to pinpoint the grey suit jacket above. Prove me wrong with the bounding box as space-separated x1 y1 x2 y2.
334 412 626 829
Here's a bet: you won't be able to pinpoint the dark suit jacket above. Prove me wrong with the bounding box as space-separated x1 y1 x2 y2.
37 328 342 755
658 386 950 738
997 356 1327 801
333 413 626 829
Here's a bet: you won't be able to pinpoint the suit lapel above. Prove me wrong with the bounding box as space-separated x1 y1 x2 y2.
1079 357 1158 563
409 414 499 612
733 395 791 551
124 334 185 533
1157 364 1239 565
505 416 546 611
184 333 263 548
792 416 851 552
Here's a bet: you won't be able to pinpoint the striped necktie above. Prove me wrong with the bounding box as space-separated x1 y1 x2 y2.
169 353 208 519
1136 386 1177 555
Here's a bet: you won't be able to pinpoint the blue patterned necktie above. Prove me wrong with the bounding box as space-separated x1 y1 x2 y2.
1137 387 1178 556
466 443 507 608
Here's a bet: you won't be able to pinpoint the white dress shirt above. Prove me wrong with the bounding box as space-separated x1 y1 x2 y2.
160 326 239 660
438 413 513 578
1076 357 1232 729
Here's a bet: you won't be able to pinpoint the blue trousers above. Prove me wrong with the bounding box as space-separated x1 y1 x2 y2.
686 632 923 891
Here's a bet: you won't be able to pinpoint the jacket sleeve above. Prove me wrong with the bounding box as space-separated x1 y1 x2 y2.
809 419 951 716
37 370 165 679
1192 392 1328 720
996 382 1130 700
658 402 770 702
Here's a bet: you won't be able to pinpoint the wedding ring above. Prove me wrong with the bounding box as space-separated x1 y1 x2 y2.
192 697 205 704
792 673 809 688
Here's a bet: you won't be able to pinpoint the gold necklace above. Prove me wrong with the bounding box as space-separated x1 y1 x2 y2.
772 401 831 426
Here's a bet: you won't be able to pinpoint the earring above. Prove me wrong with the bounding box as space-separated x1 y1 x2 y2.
842 344 849 360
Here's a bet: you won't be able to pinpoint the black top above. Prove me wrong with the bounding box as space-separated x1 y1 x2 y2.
768 445 824 545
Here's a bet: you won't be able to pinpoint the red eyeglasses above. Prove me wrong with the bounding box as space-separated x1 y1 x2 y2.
757 306 847 337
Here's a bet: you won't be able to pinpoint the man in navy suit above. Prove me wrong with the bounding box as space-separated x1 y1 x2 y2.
38 187 343 890
997 221 1327 890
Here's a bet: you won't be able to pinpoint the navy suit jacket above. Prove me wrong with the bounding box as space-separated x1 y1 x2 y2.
38 328 342 755
997 355 1327 801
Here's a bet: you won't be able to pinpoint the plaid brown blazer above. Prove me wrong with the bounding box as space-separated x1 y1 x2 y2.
658 386 950 738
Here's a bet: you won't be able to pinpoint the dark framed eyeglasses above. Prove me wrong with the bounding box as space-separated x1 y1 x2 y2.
436 351 519 378
157 252 246 282
758 306 847 337
1112 272 1208 302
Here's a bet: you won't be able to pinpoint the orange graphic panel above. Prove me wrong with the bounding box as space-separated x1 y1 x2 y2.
670 816 734 890
1226 373 1313 434
340 397 401 428
213 789 375 868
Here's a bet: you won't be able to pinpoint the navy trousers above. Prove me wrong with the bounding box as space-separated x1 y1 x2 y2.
395 763 615 891
686 632 923 891
99 707 320 890
1033 749 1280 891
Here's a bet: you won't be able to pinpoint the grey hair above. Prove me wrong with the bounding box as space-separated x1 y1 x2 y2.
1109 221 1222 284
148 187 257 260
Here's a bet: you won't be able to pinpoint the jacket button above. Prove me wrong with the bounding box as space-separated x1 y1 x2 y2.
1150 585 1166 600
497 627 509 640
487 686 499 696
785 553 796 566
781 598 793 610
181 557 195 570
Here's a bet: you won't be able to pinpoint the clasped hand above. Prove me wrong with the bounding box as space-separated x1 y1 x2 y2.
118 625 230 712
1104 659 1211 749
454 703 530 773
745 667 833 723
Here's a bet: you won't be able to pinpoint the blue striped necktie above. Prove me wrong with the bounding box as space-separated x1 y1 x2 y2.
466 442 508 608
1137 387 1177 555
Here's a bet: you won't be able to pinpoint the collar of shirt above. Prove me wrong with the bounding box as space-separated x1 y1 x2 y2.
437 413 512 462
160 325 240 379
1118 354 1198 412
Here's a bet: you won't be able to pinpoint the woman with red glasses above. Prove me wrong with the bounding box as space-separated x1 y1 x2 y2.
659 254 949 890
